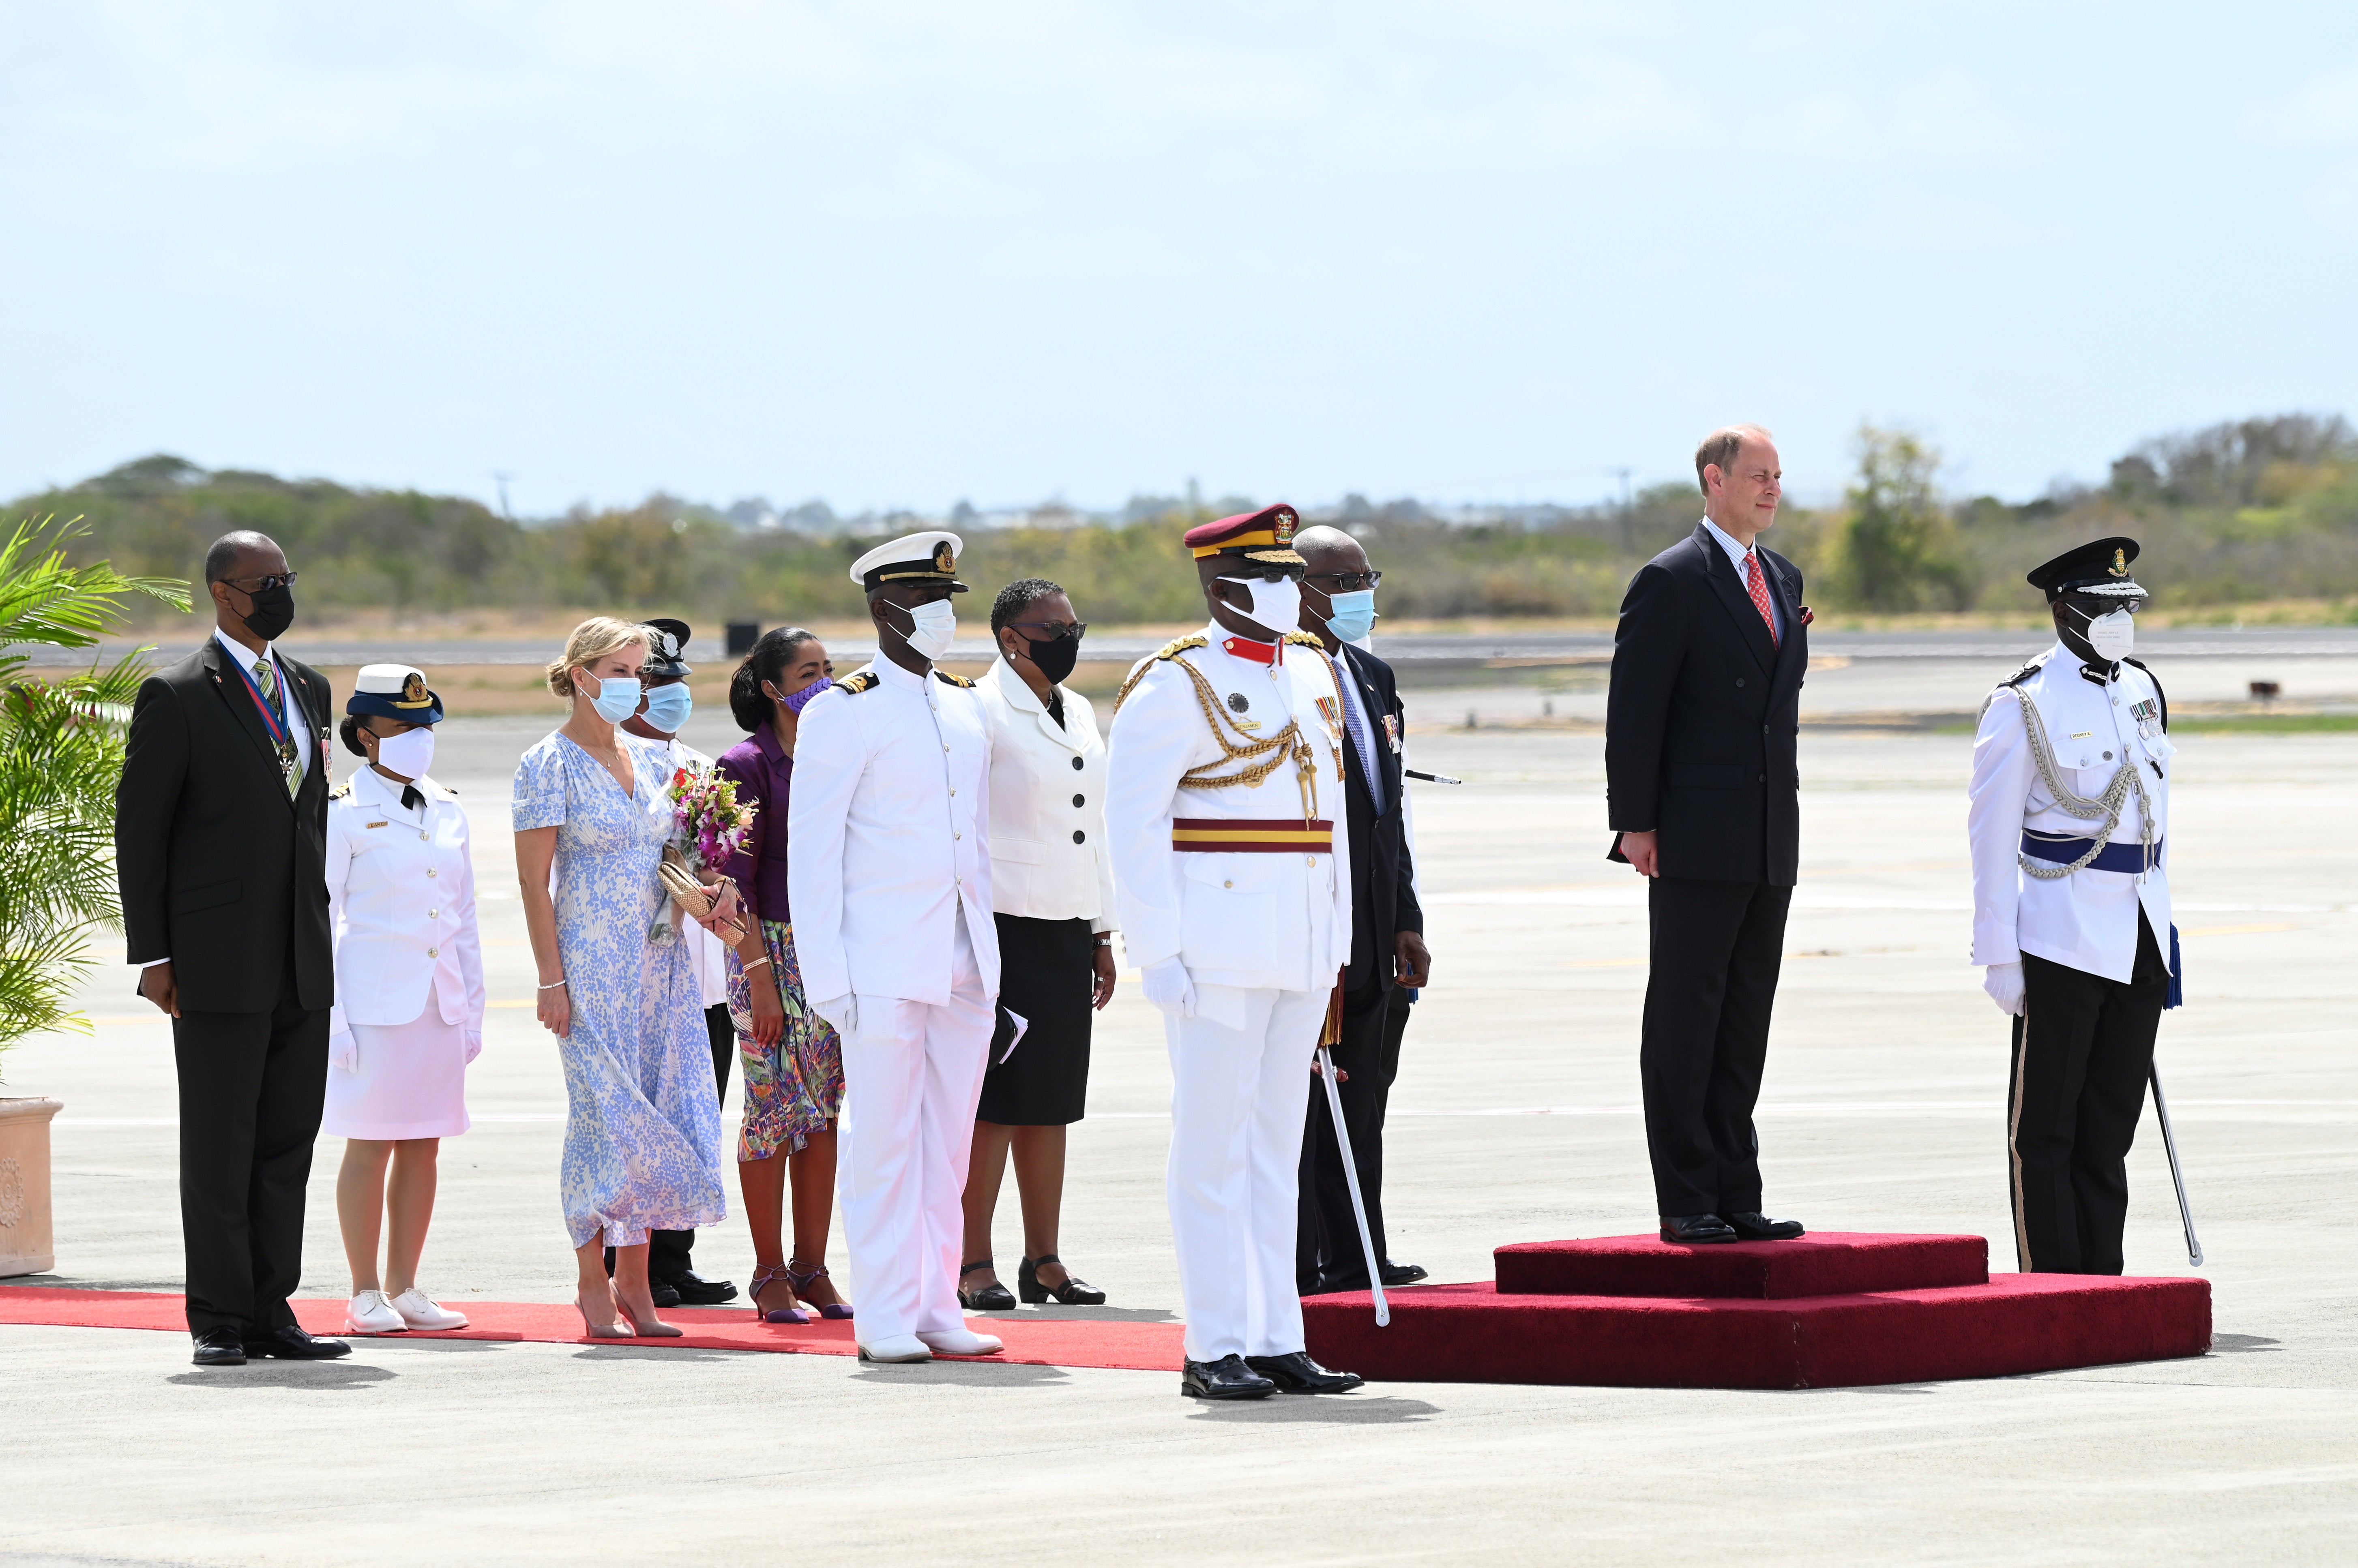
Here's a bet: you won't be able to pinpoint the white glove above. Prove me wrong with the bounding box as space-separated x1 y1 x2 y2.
463 1029 483 1065
1141 958 1196 1019
813 994 859 1036
329 1029 359 1073
1983 962 2026 1017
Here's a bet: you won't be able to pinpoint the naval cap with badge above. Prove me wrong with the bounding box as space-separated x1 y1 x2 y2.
849 530 969 593
2027 536 2146 607
345 662 444 724
640 617 695 679
1183 505 1306 577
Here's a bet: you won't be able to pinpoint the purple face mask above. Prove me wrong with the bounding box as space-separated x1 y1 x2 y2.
778 675 833 714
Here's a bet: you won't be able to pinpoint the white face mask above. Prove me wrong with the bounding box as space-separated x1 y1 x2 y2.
1219 575 1302 641
374 726 436 782
2084 608 2135 662
888 597 958 660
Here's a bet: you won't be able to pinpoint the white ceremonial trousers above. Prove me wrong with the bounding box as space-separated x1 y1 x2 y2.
1106 625 1353 1362
1968 643 2175 984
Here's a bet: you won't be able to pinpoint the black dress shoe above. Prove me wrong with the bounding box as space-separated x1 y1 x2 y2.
1379 1260 1428 1286
1245 1351 1364 1394
242 1324 352 1360
657 1270 738 1305
958 1259 1017 1311
648 1279 683 1309
1725 1211 1806 1241
1659 1213 1739 1244
1180 1354 1277 1401
191 1326 246 1367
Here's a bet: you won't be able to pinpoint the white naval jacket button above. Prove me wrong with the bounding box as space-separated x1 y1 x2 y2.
427 868 437 877
1224 880 1233 888
427 947 439 958
419 830 429 841
428 910 437 918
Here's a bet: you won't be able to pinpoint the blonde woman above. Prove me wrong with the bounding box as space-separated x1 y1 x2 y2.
512 617 729 1338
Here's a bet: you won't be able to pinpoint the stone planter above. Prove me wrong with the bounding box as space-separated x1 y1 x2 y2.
0 1097 62 1277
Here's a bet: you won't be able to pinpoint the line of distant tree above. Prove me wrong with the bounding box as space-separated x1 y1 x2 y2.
17 413 2356 630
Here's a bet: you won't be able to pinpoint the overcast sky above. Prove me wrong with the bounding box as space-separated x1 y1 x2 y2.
4 2 2355 516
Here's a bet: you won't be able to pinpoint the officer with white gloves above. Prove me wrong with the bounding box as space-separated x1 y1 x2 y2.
1105 505 1365 1401
1967 537 2175 1275
788 531 1007 1366
321 664 483 1335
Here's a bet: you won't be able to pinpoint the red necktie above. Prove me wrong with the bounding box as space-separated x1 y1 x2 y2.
1744 551 1779 647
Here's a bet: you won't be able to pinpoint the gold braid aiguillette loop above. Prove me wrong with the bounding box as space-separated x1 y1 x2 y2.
1984 683 2154 880
1167 657 1300 790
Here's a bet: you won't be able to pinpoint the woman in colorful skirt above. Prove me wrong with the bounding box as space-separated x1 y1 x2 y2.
717 628 852 1322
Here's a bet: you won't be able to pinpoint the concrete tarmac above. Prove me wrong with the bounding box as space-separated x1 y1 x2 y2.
4 708 2356 1565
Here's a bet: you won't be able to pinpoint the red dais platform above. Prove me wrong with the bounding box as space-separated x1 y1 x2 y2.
1303 1231 2210 1389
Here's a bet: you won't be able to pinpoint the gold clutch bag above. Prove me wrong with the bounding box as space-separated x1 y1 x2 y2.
659 851 747 943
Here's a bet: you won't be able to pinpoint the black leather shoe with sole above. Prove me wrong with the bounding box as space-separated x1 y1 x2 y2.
1181 1354 1277 1400
242 1325 352 1360
1725 1211 1806 1241
658 1270 738 1305
1659 1213 1740 1244
191 1326 247 1367
1245 1351 1364 1394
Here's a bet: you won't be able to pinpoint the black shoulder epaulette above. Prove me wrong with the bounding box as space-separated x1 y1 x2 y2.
1114 635 1210 711
328 780 352 800
1282 631 1325 649
839 671 879 696
2122 657 2168 730
1998 657 2044 690
933 670 975 688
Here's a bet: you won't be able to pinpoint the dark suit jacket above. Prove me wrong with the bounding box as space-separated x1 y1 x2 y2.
115 636 336 1013
1331 643 1422 990
1604 523 1807 886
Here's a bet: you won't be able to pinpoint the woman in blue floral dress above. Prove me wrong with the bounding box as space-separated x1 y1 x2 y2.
513 617 728 1338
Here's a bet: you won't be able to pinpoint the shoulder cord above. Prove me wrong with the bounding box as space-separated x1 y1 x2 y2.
1116 643 1322 797
1981 683 2153 880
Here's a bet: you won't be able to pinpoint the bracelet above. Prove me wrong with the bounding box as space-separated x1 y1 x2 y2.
742 955 773 971
1093 936 1113 947
538 978 568 990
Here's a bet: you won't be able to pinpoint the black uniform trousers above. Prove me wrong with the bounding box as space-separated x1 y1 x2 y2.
1640 876 1791 1219
1296 979 1400 1293
2008 917 2167 1276
618 1002 736 1282
172 954 330 1337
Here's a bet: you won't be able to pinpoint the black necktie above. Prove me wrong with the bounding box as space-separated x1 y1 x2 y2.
401 784 424 812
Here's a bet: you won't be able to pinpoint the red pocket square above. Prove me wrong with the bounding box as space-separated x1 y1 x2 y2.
1798 605 1814 626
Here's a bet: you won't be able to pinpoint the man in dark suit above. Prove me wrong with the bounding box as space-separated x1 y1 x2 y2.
1291 525 1431 1293
1605 426 1811 1246
116 531 351 1365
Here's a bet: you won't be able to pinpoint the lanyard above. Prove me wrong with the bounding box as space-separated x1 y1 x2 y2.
229 652 294 746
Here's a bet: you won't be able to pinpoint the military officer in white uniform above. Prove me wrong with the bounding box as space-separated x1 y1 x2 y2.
789 531 1006 1365
322 664 483 1335
1968 536 2176 1275
1106 505 1365 1401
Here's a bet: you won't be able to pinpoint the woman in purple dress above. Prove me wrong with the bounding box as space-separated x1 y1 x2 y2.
717 628 852 1322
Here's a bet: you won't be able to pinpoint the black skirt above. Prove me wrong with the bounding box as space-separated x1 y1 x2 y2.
977 913 1095 1126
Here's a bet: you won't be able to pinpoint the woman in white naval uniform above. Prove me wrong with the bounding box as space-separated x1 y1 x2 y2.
323 665 483 1335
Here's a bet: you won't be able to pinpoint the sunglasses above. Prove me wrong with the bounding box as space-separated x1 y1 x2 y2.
225 571 299 593
1305 570 1382 592
1006 619 1087 642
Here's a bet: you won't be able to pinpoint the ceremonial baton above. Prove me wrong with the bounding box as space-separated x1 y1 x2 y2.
1403 769 1462 784
1316 1046 1390 1327
2149 1061 2204 1268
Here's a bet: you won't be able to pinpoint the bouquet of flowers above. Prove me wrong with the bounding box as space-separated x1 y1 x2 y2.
652 764 757 945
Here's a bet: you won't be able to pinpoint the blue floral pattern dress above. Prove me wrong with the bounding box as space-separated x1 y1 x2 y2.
512 730 727 1249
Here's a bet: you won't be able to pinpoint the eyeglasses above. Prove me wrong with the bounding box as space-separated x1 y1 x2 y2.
225 571 299 593
1007 620 1087 642
1305 570 1382 592
1229 566 1303 584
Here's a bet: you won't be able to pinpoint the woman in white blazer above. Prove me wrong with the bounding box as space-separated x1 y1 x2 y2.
958 579 1117 1310
322 665 485 1336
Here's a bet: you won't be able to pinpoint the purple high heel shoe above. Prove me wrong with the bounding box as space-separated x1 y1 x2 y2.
786 1258 854 1320
748 1262 811 1325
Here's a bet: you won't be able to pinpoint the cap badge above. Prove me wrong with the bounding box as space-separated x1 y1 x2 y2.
400 673 429 705
1273 509 1296 544
2109 548 2127 577
935 542 956 573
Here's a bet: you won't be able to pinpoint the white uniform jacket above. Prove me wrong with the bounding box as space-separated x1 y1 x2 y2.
788 657 1001 1007
1105 627 1353 999
1968 642 2175 985
975 658 1116 931
325 765 486 1046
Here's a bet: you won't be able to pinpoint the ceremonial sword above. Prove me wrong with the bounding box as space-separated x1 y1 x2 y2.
1316 1046 1390 1327
2149 1061 2204 1267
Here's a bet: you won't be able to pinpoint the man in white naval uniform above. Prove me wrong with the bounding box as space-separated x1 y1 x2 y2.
1968 536 2175 1275
790 531 1006 1365
1106 504 1365 1401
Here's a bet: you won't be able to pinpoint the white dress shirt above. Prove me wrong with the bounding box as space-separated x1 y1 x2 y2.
975 659 1116 931
1326 647 1385 815
1699 516 1785 643
787 656 1000 1007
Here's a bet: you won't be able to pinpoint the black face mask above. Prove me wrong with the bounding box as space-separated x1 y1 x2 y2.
239 582 296 642
1021 631 1081 684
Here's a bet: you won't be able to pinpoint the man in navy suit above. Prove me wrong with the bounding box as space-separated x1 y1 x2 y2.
1605 426 1811 1246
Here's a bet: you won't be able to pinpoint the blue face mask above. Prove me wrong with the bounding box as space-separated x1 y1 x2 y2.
640 681 693 734
584 671 643 724
1324 588 1377 644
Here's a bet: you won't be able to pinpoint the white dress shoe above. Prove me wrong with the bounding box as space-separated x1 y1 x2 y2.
388 1287 469 1330
915 1327 1004 1356
856 1334 933 1363
344 1289 406 1335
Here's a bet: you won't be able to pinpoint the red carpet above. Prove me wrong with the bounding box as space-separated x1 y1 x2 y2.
0 1286 1184 1372
1306 1233 2212 1389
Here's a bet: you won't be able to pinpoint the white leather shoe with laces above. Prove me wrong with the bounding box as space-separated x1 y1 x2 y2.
915 1326 1004 1356
856 1333 933 1363
389 1288 469 1330
345 1289 406 1335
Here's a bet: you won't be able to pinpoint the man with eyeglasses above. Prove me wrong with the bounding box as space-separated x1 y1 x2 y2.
1105 503 1364 1401
116 530 350 1367
1968 537 2176 1275
1289 526 1430 1297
